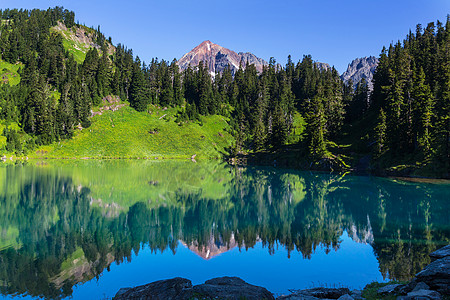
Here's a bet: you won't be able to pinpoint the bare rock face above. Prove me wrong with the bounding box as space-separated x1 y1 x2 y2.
177 40 267 76
315 62 331 71
340 56 378 90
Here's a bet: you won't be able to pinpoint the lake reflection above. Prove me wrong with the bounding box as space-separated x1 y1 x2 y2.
0 160 449 299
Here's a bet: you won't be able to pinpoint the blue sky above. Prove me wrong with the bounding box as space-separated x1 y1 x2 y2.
1 0 449 73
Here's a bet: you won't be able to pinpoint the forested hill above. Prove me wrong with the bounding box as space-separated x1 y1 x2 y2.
0 7 448 177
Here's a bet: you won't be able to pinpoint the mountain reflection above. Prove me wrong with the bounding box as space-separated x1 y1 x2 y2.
0 161 448 299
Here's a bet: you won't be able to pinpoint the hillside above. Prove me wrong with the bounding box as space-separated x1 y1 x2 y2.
0 59 21 86
34 102 234 159
50 21 115 63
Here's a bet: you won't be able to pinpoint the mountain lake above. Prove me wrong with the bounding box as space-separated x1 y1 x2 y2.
0 160 449 299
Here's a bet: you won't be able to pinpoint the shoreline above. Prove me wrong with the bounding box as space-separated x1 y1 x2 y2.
2 154 450 181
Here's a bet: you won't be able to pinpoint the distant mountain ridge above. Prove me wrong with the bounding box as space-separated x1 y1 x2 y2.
177 40 267 75
341 56 379 89
178 41 378 88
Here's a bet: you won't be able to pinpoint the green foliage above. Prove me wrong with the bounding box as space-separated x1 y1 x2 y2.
0 59 22 86
362 281 406 300
0 6 448 178
34 105 234 159
369 18 450 176
304 97 327 159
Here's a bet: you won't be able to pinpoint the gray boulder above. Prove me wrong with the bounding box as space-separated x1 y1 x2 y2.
377 284 403 295
113 277 193 299
397 289 442 300
277 287 351 300
193 276 274 300
398 280 418 295
429 245 450 260
412 282 430 292
415 256 450 294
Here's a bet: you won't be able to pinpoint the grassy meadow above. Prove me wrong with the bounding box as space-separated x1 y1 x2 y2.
33 104 234 159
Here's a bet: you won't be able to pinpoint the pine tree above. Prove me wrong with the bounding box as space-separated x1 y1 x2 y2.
304 97 326 159
375 108 387 155
129 57 148 111
412 67 433 155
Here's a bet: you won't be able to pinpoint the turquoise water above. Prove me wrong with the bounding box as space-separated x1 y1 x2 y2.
0 160 448 299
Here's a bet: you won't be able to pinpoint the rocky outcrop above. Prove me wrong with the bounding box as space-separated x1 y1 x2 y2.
341 56 378 90
398 289 442 300
177 40 267 76
114 276 274 300
315 62 331 71
52 21 115 56
429 245 450 260
376 244 450 299
415 256 450 294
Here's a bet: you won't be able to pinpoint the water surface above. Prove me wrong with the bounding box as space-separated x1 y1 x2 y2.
0 160 448 299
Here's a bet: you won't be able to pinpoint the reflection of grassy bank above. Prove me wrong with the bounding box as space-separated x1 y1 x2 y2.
18 160 235 211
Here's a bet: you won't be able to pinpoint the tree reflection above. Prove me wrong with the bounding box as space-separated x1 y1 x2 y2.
0 163 448 298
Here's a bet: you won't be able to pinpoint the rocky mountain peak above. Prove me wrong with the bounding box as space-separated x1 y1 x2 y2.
177 40 267 76
341 56 379 90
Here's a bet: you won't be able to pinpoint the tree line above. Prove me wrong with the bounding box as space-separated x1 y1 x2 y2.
0 7 448 174
371 20 450 173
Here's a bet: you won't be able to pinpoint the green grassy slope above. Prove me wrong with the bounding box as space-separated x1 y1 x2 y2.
34 104 234 159
50 22 113 63
0 59 22 86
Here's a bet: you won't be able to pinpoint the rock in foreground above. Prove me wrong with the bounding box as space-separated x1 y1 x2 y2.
415 256 450 295
113 276 274 300
429 245 450 260
193 277 274 300
277 287 351 300
113 277 193 299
